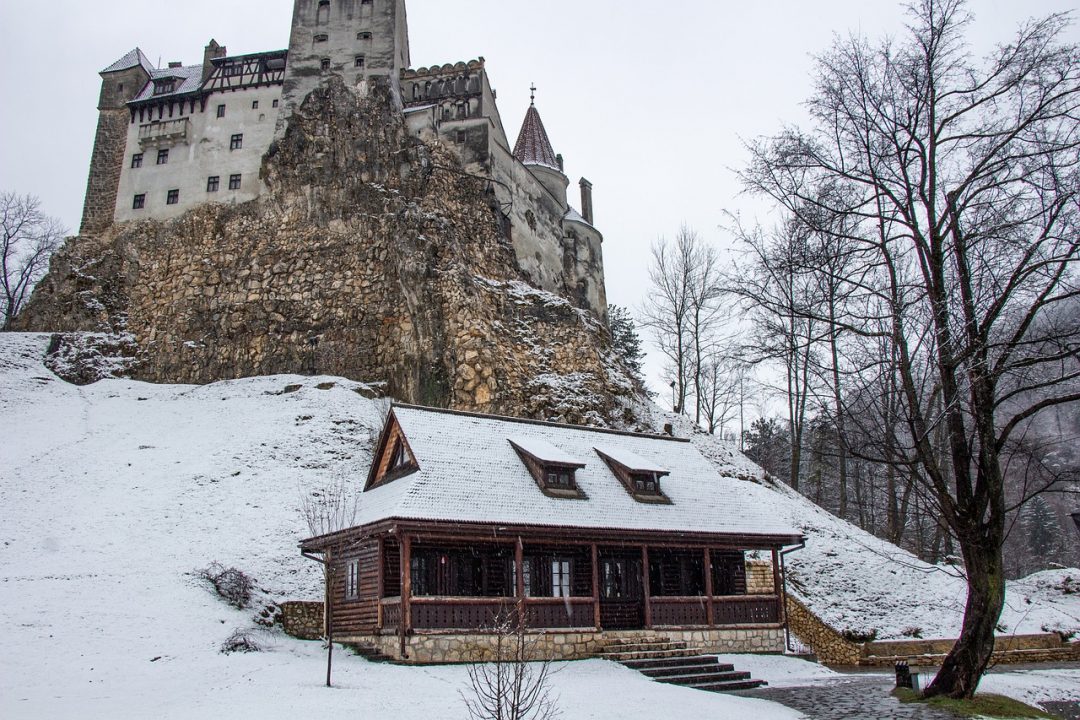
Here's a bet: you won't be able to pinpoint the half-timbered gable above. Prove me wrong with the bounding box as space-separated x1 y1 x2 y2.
301 404 804 663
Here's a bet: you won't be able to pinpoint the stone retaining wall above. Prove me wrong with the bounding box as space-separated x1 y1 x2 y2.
281 601 324 641
785 595 862 665
339 626 786 664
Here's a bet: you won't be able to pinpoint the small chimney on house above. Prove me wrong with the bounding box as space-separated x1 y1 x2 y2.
580 178 594 225
202 39 227 83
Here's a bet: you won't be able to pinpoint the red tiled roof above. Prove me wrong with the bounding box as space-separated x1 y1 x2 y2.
512 105 560 170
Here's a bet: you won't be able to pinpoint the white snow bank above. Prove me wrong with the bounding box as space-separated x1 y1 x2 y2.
715 654 844 688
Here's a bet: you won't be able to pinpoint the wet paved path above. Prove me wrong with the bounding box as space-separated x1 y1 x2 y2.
736 675 976 720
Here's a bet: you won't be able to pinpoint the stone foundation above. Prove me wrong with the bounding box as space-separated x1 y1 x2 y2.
338 626 786 664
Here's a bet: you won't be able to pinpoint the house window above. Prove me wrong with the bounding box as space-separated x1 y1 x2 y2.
632 472 660 494
131 153 143 169
207 176 220 192
216 104 226 118
513 559 533 597
551 559 571 598
166 189 179 205
132 194 146 210
156 149 169 165
252 100 259 110
344 559 359 600
314 33 329 43
229 174 242 190
320 58 331 71
230 133 243 150
354 55 365 68
545 469 573 488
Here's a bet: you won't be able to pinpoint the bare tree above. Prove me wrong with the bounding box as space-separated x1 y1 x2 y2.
1 191 65 330
462 612 559 720
300 474 359 688
742 0 1080 698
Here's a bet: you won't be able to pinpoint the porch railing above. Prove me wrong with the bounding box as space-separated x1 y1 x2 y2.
378 596 595 631
651 595 780 627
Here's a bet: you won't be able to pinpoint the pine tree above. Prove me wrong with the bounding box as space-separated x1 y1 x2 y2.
607 305 646 385
1021 496 1063 566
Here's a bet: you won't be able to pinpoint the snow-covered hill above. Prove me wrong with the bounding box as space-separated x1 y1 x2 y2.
1 332 1077 718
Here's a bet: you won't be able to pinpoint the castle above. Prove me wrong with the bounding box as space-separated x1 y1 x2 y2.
80 0 606 317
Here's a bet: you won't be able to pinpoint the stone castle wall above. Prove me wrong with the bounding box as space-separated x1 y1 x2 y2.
19 78 636 425
80 109 130 236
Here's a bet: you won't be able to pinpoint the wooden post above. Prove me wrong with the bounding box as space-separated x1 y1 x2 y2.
641 545 652 629
515 536 525 626
325 547 333 687
704 548 715 627
591 543 601 630
771 547 784 624
376 536 385 629
399 533 412 660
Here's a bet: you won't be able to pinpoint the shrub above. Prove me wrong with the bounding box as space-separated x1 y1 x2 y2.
221 629 262 655
900 626 923 639
198 562 254 609
841 628 878 643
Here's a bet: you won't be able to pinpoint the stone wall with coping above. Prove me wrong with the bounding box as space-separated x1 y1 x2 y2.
746 559 774 595
281 601 324 641
338 626 785 664
785 595 862 665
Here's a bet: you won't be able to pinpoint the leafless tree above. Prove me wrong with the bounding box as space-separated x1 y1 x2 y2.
742 0 1080 698
462 612 559 720
1 191 65 330
300 474 359 688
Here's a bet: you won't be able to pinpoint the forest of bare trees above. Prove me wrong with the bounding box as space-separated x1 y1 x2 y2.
642 0 1079 699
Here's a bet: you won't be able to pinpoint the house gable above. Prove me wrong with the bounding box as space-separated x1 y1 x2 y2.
364 410 419 491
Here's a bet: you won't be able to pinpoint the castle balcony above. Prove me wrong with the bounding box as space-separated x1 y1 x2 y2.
138 118 190 148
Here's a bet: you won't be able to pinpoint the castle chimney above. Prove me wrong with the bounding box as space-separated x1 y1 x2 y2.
556 154 564 172
202 39 227 83
579 178 594 225
168 61 183 69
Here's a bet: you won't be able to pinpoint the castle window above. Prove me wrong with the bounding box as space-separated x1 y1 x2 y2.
216 104 226 118
252 100 259 110
132 194 146 210
223 64 244 77
207 176 220 192
156 149 169 165
344 559 359 600
131 153 143 169
117 83 124 92
456 130 466 144
314 33 329 43
153 81 175 96
272 99 280 108
166 189 179 205
320 58 331 71
357 32 372 41
354 55 365 68
230 134 243 150
361 0 372 4
229 174 242 190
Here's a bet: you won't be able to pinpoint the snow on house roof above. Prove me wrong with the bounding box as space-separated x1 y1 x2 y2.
594 445 669 475
353 405 803 540
101 47 155 75
509 436 586 466
130 64 205 103
512 104 561 171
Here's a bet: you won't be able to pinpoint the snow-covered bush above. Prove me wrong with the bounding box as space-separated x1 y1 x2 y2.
220 629 262 655
198 562 254 610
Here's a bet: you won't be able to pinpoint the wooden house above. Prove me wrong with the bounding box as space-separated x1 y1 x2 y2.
300 405 805 663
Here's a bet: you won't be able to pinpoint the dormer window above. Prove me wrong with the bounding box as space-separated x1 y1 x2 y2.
153 80 176 95
509 437 587 499
594 446 672 504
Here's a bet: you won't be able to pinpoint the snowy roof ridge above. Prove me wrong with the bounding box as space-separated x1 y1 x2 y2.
102 47 155 75
512 104 561 170
130 64 205 103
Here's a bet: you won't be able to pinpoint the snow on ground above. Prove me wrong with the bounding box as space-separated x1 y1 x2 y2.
980 668 1080 710
715 654 843 688
0 333 801 719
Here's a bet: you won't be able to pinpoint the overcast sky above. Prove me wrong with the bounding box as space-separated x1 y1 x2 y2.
1 0 1077 403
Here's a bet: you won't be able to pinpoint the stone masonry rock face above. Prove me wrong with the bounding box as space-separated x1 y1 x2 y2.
80 109 130 236
20 78 634 424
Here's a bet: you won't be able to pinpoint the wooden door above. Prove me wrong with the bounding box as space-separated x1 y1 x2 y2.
598 553 644 629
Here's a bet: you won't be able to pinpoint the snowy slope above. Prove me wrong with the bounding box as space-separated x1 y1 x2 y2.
2 330 1078 719
0 333 804 720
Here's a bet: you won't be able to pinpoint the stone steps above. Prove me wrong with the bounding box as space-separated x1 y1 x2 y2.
345 643 395 663
598 636 766 693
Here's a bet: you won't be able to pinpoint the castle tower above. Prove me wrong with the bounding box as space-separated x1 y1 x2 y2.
512 90 569 208
278 0 411 133
80 49 154 236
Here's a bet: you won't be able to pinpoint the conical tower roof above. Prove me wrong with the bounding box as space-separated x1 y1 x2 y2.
513 97 560 171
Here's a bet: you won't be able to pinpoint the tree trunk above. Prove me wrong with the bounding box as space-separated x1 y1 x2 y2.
925 528 1005 699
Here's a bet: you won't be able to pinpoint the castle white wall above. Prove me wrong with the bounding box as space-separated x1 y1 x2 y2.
113 85 283 223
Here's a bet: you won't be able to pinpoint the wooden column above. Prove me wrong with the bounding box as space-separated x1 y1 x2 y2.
641 545 652 629
515 536 525 625
399 533 412 659
703 547 715 627
376 536 385 629
771 547 784 624
591 543 601 630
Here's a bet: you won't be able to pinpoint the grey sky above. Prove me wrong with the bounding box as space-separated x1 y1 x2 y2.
1 0 1076 400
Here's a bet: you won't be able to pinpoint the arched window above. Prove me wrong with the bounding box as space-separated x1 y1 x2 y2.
412 84 420 100
317 0 330 25
320 58 331 71
313 33 329 44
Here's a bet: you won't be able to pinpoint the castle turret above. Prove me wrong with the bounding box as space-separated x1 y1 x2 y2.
278 0 411 135
512 93 569 208
80 48 154 236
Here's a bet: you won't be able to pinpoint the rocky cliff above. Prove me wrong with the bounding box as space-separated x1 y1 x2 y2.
18 78 640 426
